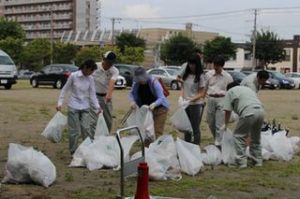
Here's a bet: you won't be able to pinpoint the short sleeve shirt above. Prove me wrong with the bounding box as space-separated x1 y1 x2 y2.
205 70 233 96
180 69 205 105
223 86 263 117
240 73 259 93
93 62 119 94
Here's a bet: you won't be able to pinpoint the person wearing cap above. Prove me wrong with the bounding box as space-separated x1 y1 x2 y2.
204 55 233 148
90 51 119 133
56 59 101 154
240 70 270 93
223 82 265 168
129 67 169 144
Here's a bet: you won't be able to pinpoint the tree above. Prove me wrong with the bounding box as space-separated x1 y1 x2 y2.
75 46 102 66
116 33 145 53
21 39 51 71
53 42 79 64
119 47 144 64
0 37 24 65
0 17 25 40
203 36 236 63
253 30 285 69
160 33 196 65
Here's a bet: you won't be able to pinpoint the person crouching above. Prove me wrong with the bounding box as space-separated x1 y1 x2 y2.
129 67 169 146
223 82 265 168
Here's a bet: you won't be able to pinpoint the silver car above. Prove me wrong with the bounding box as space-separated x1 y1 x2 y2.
147 68 181 90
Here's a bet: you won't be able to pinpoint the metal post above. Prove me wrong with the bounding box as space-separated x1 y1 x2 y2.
50 6 54 64
252 9 257 70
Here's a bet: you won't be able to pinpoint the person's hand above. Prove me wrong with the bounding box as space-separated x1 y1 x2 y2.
56 106 62 112
149 103 156 111
130 102 137 110
221 124 227 131
96 108 103 115
105 95 112 103
178 96 184 106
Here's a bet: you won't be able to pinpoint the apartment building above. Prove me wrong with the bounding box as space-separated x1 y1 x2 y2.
1 0 99 39
225 36 300 73
0 0 4 16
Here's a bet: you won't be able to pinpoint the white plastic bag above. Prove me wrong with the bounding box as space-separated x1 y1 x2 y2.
94 113 109 138
170 107 193 133
176 138 203 176
75 135 139 171
41 111 67 143
127 106 155 140
2 143 56 187
146 135 182 181
269 131 294 161
69 137 92 167
202 145 222 166
221 129 237 165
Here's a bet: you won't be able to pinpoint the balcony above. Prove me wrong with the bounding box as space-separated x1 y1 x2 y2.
23 24 72 31
15 14 72 22
5 5 72 15
4 0 71 6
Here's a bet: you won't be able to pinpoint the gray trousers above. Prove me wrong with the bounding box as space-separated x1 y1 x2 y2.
184 104 203 145
206 97 225 145
234 108 264 166
68 107 91 154
90 95 113 136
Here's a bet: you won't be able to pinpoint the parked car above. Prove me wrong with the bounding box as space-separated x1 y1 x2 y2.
285 72 300 89
30 64 78 89
147 68 181 90
227 71 247 84
114 75 127 89
0 49 17 89
18 70 35 80
267 70 295 89
114 64 139 86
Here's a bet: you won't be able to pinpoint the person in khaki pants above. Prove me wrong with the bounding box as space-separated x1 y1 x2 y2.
129 67 169 146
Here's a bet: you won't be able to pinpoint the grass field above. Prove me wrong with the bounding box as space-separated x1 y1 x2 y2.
0 80 299 199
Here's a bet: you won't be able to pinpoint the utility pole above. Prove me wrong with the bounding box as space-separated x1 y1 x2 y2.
251 9 258 70
50 6 54 64
111 17 121 46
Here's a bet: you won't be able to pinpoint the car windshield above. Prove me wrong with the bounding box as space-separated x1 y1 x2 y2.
0 55 14 65
64 66 78 72
272 71 286 79
166 69 179 76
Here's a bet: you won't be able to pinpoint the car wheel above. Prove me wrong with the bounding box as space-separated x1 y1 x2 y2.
55 79 63 89
4 84 12 90
31 79 38 88
171 81 179 90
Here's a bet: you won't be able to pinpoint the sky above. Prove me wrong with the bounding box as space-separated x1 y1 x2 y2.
99 0 300 43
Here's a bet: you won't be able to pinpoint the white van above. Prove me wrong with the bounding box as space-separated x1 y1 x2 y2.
0 50 17 89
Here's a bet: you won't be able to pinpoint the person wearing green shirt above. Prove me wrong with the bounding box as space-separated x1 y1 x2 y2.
223 82 265 168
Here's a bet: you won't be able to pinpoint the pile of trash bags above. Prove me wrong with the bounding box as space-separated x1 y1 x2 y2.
2 143 56 187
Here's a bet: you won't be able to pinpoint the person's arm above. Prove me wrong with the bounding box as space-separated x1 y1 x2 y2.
89 78 101 113
128 82 138 109
105 68 119 102
105 79 116 102
224 110 232 128
189 88 205 102
57 73 73 111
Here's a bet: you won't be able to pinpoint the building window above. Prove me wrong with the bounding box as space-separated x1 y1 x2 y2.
284 49 291 61
244 52 252 60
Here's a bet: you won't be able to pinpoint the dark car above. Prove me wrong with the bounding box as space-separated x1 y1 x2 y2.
30 64 78 89
227 71 247 84
114 64 139 86
267 70 295 89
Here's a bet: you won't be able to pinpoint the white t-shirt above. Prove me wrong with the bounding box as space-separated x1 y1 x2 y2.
180 67 206 105
93 62 119 94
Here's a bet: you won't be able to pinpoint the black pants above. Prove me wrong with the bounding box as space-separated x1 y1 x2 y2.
184 104 203 145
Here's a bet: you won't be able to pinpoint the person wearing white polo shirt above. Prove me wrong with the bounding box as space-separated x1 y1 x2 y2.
90 51 119 133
